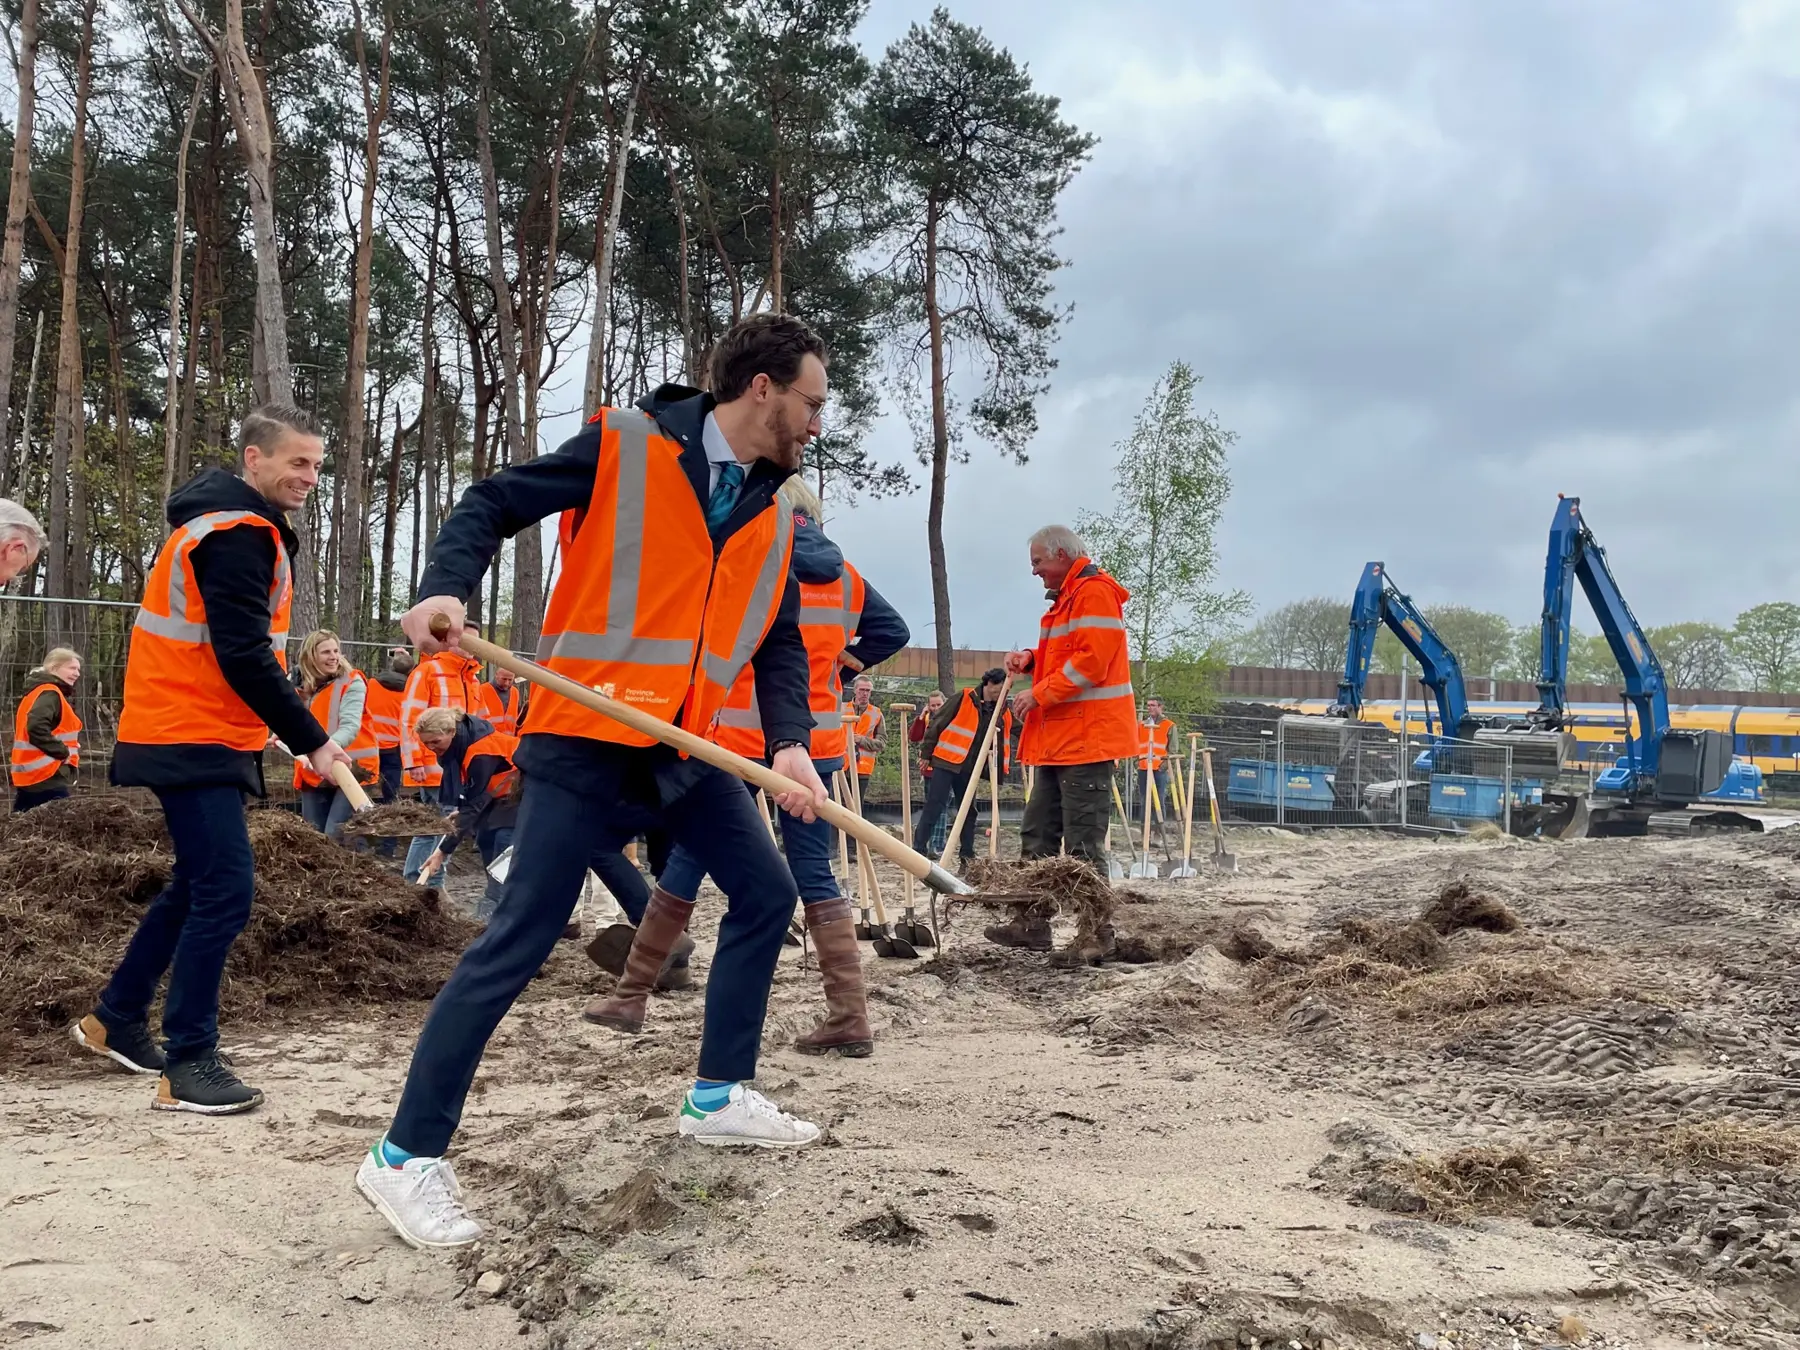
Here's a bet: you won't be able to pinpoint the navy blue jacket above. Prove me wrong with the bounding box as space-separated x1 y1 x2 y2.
434 714 519 853
418 385 816 801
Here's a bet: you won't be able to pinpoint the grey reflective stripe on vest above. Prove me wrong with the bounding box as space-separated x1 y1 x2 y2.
538 409 699 670
1068 683 1134 703
1044 613 1125 639
55 730 79 745
798 574 857 632
1061 660 1095 690
11 741 53 770
701 500 795 690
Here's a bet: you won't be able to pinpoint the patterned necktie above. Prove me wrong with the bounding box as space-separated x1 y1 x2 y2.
706 461 745 531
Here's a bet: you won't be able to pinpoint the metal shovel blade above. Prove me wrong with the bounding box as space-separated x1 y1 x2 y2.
854 908 874 941
896 908 936 948
1107 856 1127 881
871 924 919 960
1167 861 1198 879
1128 861 1160 880
1212 848 1238 874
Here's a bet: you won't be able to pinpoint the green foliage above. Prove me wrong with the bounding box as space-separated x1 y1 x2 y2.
1730 603 1800 693
1231 597 1350 673
1646 622 1738 690
1077 362 1249 670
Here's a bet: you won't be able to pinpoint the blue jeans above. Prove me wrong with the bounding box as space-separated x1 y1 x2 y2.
388 765 798 1156
376 748 402 857
403 788 450 883
299 785 357 841
658 757 839 905
472 825 515 922
96 784 254 1061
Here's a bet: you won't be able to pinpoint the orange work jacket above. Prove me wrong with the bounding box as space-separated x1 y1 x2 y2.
1017 558 1137 767
293 670 380 788
365 678 405 751
1137 718 1176 771
117 511 292 753
10 683 81 788
532 407 794 749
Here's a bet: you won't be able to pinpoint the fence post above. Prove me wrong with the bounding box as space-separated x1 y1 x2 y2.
1276 718 1286 828
1503 745 1513 837
1399 721 1409 830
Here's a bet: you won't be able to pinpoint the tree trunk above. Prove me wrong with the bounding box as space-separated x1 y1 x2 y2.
336 0 392 642
101 242 141 591
473 0 534 651
0 0 40 466
583 78 638 413
655 127 693 381
176 0 293 405
162 67 205 523
378 404 405 628
46 0 95 618
8 309 44 497
923 198 954 693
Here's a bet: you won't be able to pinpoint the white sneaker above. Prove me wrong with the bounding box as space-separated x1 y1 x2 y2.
676 1084 821 1149
355 1147 483 1249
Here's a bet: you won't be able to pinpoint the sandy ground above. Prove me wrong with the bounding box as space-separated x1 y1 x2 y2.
8 826 1800 1350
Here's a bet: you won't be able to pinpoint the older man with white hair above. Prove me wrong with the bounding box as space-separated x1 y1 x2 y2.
998 525 1137 950
0 500 47 584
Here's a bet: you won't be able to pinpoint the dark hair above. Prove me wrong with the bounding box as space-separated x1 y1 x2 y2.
709 314 827 403
240 403 318 459
982 667 1007 686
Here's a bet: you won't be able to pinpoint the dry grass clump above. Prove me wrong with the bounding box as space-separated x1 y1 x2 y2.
1403 1147 1546 1219
1654 1121 1800 1171
1381 954 1601 1019
957 855 1115 946
1421 880 1520 936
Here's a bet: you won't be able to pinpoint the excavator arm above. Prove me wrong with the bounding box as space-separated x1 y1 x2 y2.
1330 562 1473 744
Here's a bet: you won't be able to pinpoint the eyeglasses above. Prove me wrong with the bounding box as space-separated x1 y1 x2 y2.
777 381 827 419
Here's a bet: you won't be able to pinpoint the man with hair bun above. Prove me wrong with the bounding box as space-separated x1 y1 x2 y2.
996 524 1137 950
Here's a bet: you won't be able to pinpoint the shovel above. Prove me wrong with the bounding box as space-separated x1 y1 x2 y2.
1200 747 1237 873
887 702 935 948
1168 735 1200 879
1108 776 1135 880
851 790 916 960
431 618 981 902
835 770 875 939
1129 763 1160 880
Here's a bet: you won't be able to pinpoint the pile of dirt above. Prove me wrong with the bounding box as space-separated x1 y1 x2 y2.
339 799 456 838
957 856 1115 946
1421 881 1520 935
1325 916 1448 969
0 797 479 1060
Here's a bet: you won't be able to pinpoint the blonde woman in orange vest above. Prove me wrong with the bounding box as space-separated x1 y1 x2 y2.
358 315 835 1249
398 632 484 884
10 646 83 812
75 405 351 1115
291 630 380 841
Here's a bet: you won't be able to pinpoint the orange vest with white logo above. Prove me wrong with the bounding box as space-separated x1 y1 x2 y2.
10 683 81 788
714 557 863 761
365 679 404 750
843 703 883 776
534 407 795 748
293 670 380 788
1136 718 1175 771
117 511 292 752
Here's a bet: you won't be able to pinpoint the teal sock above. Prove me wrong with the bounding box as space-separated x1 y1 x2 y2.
689 1079 734 1113
377 1135 415 1169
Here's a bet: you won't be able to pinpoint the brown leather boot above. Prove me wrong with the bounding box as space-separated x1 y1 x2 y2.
583 888 696 1032
584 921 696 990
984 915 1053 951
793 898 874 1058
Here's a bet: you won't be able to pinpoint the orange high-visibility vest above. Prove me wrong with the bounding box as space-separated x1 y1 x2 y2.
462 730 519 800
476 682 523 737
399 651 483 786
1017 558 1137 767
10 683 81 788
842 703 883 776
934 689 1012 773
532 407 795 748
713 558 863 761
1136 718 1175 771
364 678 404 750
117 511 293 752
293 670 380 788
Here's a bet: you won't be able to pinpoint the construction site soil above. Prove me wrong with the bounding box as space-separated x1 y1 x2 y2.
8 819 1800 1348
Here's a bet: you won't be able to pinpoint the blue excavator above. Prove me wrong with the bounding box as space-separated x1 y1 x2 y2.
1512 495 1763 837
1327 562 1569 830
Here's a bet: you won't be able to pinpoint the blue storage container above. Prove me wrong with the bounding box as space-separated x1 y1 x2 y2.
1227 759 1335 808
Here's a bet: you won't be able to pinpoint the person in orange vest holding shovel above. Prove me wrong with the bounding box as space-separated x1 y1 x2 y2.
911 669 1011 867
358 314 835 1250
844 674 884 804
1136 696 1177 826
998 525 1137 949
75 405 351 1114
398 632 484 884
413 707 520 922
10 647 83 812
290 630 380 841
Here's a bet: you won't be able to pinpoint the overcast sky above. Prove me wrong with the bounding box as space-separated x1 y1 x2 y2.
541 0 1800 652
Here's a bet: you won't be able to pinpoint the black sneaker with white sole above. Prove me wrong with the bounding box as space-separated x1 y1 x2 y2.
154 1053 264 1115
72 1013 165 1075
